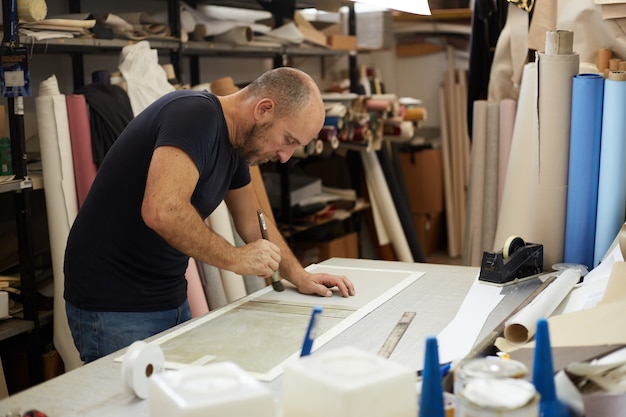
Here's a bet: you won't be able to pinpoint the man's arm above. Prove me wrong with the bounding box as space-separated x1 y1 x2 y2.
225 181 355 298
141 146 278 277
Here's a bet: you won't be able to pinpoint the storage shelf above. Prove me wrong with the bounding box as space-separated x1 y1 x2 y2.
0 310 53 342
281 199 370 238
20 36 351 58
20 35 180 54
0 178 33 194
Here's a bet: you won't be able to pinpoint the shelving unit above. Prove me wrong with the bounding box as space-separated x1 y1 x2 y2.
0 0 45 386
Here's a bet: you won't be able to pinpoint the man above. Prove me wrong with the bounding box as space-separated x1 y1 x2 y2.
64 67 356 363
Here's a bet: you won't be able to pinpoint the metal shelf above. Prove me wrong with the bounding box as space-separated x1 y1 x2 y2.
0 178 32 194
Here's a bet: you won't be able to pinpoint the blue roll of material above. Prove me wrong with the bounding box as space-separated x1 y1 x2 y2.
594 72 626 266
564 74 604 269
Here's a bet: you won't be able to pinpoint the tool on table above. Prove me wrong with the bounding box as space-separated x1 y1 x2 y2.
479 235 544 285
257 209 284 292
301 306 323 357
378 311 416 359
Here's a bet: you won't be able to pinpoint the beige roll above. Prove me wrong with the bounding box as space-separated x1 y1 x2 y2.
403 107 427 122
608 70 626 81
17 0 47 22
214 26 253 45
211 76 239 96
596 48 612 72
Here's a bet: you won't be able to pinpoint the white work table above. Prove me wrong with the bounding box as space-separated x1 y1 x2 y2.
0 258 541 417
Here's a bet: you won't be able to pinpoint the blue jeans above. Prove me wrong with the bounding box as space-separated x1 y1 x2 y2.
65 300 192 363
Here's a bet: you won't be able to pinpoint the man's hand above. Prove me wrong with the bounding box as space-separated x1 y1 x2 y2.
295 272 356 298
235 239 281 277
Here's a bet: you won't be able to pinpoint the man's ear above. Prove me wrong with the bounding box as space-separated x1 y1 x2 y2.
254 98 275 122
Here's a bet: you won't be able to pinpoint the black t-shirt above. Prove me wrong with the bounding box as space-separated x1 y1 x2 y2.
64 90 250 312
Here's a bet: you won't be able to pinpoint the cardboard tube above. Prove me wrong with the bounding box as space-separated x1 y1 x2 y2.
597 48 612 72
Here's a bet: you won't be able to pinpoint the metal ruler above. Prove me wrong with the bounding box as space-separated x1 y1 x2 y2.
377 311 416 358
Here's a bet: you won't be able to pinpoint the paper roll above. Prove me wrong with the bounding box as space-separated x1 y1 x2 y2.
564 74 604 269
365 98 391 112
529 45 579 268
17 0 47 22
36 75 82 371
503 269 580 345
403 107 427 122
211 76 239 96
596 48 612 73
214 25 253 45
545 30 573 55
594 74 626 266
122 341 165 399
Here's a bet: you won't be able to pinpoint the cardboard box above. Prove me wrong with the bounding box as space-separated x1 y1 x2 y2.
326 34 357 51
399 148 444 213
295 232 359 266
412 212 444 256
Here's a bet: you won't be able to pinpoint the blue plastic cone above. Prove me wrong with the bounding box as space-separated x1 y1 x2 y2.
532 319 571 417
419 336 445 417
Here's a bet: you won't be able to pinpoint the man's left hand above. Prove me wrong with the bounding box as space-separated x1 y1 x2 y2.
296 272 356 298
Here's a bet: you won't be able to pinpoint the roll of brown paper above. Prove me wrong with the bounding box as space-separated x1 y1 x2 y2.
211 76 239 96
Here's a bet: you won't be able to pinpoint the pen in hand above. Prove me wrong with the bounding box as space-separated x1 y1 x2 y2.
257 209 285 292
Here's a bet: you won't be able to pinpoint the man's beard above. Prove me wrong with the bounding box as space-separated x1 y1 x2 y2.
236 121 276 165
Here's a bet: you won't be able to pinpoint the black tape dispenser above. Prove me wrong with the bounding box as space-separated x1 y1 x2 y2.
478 236 543 285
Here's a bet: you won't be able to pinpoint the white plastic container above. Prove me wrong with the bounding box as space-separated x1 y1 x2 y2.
282 346 417 417
148 362 276 417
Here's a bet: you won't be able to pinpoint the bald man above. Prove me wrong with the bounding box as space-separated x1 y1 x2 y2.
64 67 355 363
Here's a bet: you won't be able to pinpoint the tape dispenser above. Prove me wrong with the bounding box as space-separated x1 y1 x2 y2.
478 236 543 285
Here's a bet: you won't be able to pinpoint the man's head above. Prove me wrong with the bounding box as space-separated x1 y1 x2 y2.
232 67 325 165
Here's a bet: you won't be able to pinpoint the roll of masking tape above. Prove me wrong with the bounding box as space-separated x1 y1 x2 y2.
17 0 47 22
121 341 165 399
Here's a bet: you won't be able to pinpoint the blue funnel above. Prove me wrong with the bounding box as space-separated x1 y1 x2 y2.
419 337 445 417
533 319 571 417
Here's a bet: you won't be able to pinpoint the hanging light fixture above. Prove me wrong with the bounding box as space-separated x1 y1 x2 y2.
348 0 431 15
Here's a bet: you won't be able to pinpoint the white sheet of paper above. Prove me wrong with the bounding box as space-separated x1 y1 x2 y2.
437 275 504 363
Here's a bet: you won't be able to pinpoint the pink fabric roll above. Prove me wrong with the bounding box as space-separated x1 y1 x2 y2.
185 257 209 317
66 94 97 207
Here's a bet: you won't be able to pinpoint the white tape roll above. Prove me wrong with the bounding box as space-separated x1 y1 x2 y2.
17 0 47 22
121 341 165 399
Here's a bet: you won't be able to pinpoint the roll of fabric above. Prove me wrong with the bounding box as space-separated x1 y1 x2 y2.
118 41 175 116
196 261 228 311
66 94 97 208
564 74 604 269
214 25 253 45
594 71 626 266
483 102 500 258
498 98 517 214
361 150 413 263
35 75 82 370
209 201 247 303
91 70 110 85
210 76 239 96
17 0 47 22
493 63 537 252
464 100 487 266
528 31 579 267
185 257 209 318
376 144 425 262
